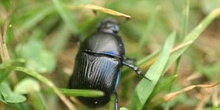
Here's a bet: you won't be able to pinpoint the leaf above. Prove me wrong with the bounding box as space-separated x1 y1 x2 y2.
0 70 10 84
0 82 26 103
16 39 56 73
15 78 40 94
4 93 26 103
149 75 178 100
9 66 75 110
120 107 130 110
129 32 176 110
0 92 4 103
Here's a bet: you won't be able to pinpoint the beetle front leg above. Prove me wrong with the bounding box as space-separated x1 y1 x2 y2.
123 57 137 64
113 92 119 110
122 60 151 81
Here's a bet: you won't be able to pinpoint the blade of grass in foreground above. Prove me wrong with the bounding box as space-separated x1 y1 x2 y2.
129 32 176 110
59 88 104 97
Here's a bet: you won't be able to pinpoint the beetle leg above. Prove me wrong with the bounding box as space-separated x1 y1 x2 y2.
113 92 119 110
123 57 137 64
122 61 151 81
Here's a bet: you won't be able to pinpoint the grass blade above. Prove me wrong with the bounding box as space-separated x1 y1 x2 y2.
51 0 78 34
66 4 131 19
165 8 220 72
59 88 104 97
129 32 176 110
181 0 190 38
137 6 160 58
19 6 54 33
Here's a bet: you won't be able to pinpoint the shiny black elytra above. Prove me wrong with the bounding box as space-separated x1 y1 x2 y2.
68 18 144 110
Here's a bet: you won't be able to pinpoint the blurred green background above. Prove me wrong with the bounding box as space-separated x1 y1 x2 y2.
0 0 220 110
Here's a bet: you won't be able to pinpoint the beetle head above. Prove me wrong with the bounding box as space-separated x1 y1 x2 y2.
97 18 119 34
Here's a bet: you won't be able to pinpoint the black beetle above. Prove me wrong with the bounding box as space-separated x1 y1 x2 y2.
68 18 146 110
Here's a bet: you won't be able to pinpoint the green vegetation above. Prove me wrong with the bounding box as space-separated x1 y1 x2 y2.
0 0 220 110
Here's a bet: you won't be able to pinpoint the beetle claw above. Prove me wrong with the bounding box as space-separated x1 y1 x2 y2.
139 73 151 81
123 60 151 81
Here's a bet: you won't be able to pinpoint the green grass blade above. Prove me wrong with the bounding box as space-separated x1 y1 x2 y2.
59 88 104 97
49 24 71 54
0 59 25 83
149 75 178 100
29 92 49 110
137 6 160 58
165 8 220 72
51 0 78 34
181 0 190 38
173 0 190 78
20 6 54 33
129 32 176 110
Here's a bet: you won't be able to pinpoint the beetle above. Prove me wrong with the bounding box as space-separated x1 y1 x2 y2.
68 18 147 110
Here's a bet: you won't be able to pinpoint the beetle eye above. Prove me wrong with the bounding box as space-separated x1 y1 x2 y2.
112 25 119 33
